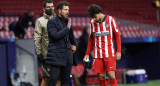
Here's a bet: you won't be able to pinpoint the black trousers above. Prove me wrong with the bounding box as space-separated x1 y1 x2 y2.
48 49 73 86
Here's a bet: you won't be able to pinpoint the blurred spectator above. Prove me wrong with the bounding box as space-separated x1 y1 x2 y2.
78 26 93 85
78 27 91 60
9 21 17 31
14 10 35 39
0 26 6 31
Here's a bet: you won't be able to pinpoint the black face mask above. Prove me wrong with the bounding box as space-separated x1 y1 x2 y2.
45 8 53 16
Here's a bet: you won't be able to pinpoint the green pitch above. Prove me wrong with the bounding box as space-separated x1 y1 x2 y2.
118 79 160 86
83 79 160 86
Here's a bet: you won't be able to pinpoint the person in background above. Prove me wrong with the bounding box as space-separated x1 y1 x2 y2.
34 0 60 86
79 26 93 85
14 10 35 39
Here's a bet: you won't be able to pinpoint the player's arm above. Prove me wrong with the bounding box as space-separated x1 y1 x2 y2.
34 20 44 62
83 23 95 62
111 17 121 61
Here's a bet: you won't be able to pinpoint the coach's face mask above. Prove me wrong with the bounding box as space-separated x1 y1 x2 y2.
45 8 53 16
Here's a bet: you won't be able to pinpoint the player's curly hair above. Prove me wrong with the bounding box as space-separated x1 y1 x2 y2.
88 4 102 18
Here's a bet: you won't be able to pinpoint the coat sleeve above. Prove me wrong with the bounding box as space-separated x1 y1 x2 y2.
111 17 121 53
34 19 42 55
47 19 70 40
69 26 78 46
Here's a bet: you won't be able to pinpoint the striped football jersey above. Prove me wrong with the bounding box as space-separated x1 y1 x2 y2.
86 15 121 59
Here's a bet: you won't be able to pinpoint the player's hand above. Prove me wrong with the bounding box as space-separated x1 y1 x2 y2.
83 55 90 62
91 32 95 36
67 18 71 29
115 52 121 61
71 45 76 53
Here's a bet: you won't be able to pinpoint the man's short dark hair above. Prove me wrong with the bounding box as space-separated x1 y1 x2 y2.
27 10 33 14
43 0 53 8
88 4 102 18
57 1 70 10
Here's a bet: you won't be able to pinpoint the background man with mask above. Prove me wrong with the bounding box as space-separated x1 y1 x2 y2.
34 0 59 86
46 1 77 86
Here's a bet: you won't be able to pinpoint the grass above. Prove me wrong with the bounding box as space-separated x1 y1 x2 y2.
118 79 160 86
82 79 160 86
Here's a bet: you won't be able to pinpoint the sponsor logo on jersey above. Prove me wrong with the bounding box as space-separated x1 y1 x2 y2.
94 31 109 36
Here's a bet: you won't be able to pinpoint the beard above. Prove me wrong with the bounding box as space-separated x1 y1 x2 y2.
60 12 68 19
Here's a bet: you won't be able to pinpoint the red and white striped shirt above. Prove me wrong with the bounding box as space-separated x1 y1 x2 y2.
86 15 121 59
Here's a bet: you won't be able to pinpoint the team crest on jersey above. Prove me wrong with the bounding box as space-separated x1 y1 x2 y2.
105 23 109 28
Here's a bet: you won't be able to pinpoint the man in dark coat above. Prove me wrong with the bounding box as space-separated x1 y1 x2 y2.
46 1 77 86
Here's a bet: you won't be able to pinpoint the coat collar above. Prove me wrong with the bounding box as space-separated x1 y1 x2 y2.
43 13 53 19
56 14 68 22
55 14 64 29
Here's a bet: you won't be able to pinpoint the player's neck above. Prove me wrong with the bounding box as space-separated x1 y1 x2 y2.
97 13 105 22
100 13 105 22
